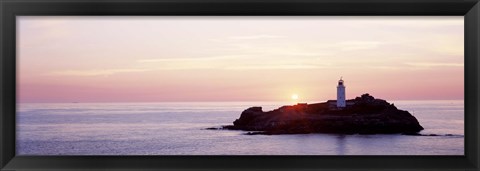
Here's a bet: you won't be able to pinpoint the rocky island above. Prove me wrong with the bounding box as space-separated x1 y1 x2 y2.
220 94 424 135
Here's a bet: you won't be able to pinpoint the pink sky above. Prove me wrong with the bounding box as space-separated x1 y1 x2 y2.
17 17 464 103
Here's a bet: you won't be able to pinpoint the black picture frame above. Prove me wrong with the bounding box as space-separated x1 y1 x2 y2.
1 0 479 170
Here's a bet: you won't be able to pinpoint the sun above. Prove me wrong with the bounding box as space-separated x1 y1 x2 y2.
291 94 299 100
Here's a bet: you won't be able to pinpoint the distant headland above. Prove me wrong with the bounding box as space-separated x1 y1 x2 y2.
209 78 424 135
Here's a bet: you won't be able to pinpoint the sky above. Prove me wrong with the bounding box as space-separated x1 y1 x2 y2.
17 16 464 103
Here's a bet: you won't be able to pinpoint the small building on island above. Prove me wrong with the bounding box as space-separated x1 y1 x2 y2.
337 77 346 108
328 77 355 109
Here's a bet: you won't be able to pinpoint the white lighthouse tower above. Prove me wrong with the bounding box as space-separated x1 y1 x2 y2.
337 77 346 108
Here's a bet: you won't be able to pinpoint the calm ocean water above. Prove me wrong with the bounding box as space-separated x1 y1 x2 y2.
17 100 464 155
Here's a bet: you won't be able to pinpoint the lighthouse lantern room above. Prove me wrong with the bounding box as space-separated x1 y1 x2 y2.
337 77 346 108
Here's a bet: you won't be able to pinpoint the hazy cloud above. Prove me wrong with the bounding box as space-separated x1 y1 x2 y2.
47 68 151 76
229 35 285 40
225 64 324 70
137 55 249 63
337 41 383 51
405 62 464 67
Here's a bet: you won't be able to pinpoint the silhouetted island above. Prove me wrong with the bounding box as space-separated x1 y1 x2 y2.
219 94 424 135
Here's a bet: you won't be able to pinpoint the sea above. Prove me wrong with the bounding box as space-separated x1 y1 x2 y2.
16 100 464 155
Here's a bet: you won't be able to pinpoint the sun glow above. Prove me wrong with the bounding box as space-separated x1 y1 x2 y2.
291 94 299 100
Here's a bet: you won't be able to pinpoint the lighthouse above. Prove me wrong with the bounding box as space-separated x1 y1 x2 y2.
337 77 346 108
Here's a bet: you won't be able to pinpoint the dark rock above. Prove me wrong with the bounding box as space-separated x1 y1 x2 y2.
223 94 424 135
205 127 224 130
402 132 422 136
245 131 267 135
